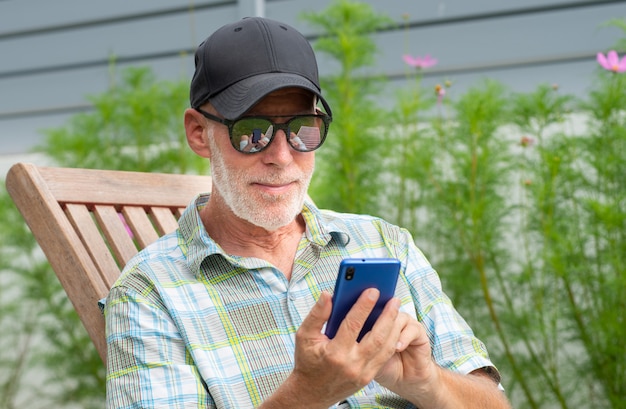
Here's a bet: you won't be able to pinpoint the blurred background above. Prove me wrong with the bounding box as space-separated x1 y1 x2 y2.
1 1 625 408
1 0 624 172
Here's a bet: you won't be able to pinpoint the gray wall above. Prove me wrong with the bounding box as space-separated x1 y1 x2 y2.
1 0 625 158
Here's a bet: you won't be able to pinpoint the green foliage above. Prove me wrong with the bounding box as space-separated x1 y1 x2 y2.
1 2 624 408
572 71 626 407
495 71 626 407
304 3 625 408
302 0 394 215
0 189 104 408
0 193 40 409
38 66 208 175
301 0 392 72
602 18 626 52
427 80 514 308
384 73 438 230
1 64 208 408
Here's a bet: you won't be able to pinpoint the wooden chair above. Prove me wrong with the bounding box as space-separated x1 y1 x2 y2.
5 163 212 363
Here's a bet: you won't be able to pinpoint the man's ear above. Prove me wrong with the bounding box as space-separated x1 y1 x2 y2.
184 108 211 158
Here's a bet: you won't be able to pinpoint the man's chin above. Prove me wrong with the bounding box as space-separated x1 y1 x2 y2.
236 197 303 232
236 210 295 232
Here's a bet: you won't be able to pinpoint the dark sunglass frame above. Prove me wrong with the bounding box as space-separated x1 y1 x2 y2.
196 109 331 154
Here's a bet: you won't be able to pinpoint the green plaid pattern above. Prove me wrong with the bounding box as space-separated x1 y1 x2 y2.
105 194 498 408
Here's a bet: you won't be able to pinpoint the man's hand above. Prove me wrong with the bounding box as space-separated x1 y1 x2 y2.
374 315 438 401
262 291 510 409
374 319 512 409
262 289 404 408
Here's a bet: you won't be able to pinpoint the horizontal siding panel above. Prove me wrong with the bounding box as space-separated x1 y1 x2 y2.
386 60 599 102
0 7 238 75
0 0 232 37
0 113 72 155
0 56 195 114
1 0 624 156
368 3 624 78
0 3 620 115
269 0 621 29
4 1 624 75
1 0 606 37
2 3 621 78
0 60 600 157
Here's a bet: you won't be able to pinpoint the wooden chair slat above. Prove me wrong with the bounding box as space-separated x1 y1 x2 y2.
122 206 160 250
150 206 180 237
38 166 211 207
93 204 139 268
5 164 111 360
65 203 120 288
6 163 213 363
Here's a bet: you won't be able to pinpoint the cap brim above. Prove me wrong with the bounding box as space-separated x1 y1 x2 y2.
209 73 331 119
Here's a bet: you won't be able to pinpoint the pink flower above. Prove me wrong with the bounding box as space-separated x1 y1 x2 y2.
596 50 626 73
403 54 438 69
520 136 534 147
435 84 446 103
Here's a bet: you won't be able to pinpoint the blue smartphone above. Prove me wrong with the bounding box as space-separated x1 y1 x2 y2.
325 258 401 342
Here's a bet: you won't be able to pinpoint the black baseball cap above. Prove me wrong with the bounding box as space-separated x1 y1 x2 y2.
190 17 332 119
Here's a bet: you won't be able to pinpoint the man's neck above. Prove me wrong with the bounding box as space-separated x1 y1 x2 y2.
200 194 306 279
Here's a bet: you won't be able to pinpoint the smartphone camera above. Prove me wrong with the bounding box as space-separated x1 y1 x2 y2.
345 266 355 280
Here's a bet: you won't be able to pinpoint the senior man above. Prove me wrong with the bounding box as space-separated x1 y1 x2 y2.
105 17 511 409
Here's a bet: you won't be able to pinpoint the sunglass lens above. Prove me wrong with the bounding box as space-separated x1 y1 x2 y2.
289 117 324 152
232 119 273 152
231 115 327 153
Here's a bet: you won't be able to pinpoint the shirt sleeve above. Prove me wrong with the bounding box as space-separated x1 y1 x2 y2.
394 226 501 380
105 284 214 409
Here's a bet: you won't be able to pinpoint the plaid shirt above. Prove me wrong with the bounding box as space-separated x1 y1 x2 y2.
105 193 498 408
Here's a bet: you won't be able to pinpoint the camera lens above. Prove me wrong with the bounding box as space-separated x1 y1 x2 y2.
345 266 355 280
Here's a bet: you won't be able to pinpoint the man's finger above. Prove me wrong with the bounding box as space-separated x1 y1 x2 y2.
334 288 379 342
299 291 332 336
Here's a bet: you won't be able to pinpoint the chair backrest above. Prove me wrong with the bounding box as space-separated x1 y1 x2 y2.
5 163 212 363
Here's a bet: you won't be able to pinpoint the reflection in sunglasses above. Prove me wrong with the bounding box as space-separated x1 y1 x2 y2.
195 108 331 153
295 126 321 149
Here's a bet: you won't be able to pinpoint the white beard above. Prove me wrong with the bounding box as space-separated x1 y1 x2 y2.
208 136 313 231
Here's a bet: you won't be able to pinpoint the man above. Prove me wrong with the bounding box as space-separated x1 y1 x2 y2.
105 17 511 409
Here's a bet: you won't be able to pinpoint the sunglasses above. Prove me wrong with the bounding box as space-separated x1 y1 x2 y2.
196 109 331 154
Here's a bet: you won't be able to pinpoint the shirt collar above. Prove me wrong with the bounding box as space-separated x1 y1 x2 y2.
300 200 350 247
178 193 350 277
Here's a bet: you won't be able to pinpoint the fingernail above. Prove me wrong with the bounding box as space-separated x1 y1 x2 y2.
367 288 380 300
390 297 400 310
318 293 327 306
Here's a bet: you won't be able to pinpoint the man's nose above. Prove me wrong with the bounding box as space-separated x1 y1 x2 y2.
262 126 294 165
